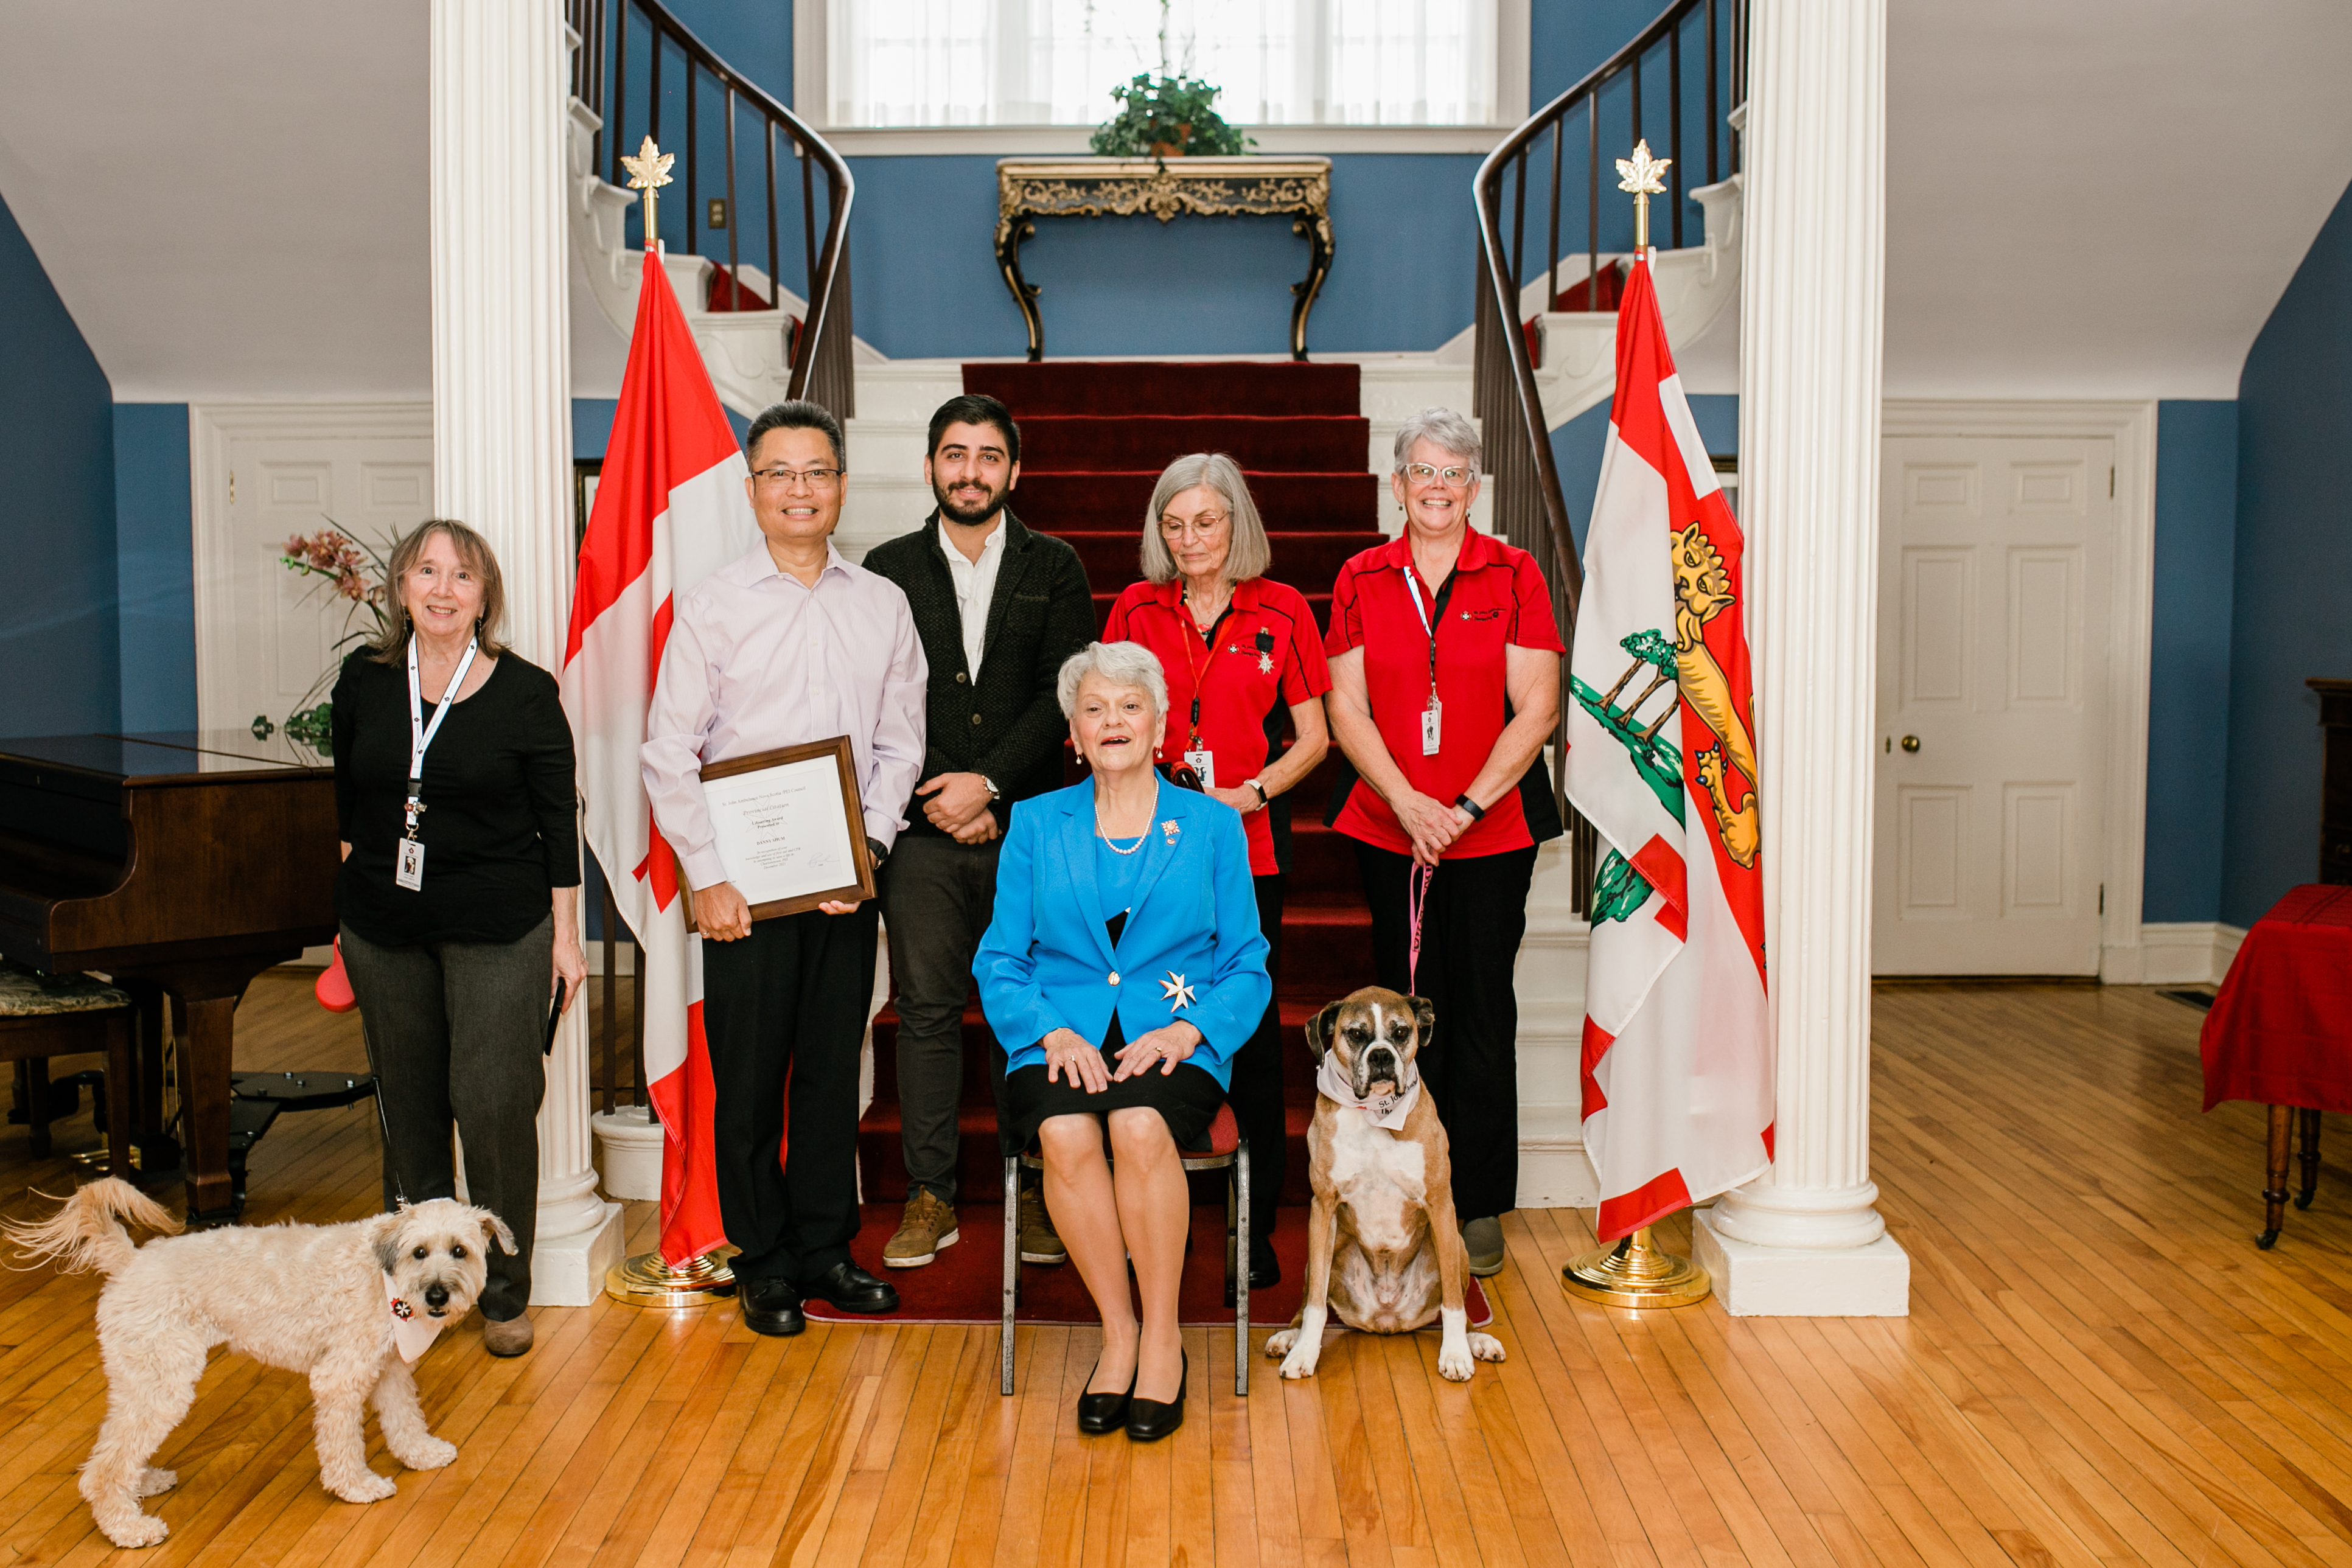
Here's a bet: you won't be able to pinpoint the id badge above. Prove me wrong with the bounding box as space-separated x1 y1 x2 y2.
1183 748 1216 790
1420 698 1443 756
395 838 425 891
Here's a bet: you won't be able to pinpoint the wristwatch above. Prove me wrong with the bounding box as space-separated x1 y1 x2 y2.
1454 793 1485 821
867 836 890 872
1246 778 1269 807
981 775 1002 800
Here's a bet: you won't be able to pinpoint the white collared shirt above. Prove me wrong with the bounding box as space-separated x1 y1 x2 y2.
641 540 929 891
938 519 1005 681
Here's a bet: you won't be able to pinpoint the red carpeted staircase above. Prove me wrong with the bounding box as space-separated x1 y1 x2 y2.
855 361 1391 1213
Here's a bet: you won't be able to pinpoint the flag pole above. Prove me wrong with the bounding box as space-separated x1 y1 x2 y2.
1562 139 1713 1311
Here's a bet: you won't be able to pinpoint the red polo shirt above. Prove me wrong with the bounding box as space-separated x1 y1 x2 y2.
1102 576 1332 876
1324 529 1565 858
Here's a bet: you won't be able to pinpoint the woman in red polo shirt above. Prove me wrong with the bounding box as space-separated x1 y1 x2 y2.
1323 408 1563 1277
1102 451 1331 1288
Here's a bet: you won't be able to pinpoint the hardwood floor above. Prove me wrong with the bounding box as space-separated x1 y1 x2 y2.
2 975 2341 1566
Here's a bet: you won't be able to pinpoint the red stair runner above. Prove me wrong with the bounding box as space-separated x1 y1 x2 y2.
856 361 1388 1210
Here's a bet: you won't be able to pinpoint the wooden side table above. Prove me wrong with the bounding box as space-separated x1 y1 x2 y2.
994 156 1335 361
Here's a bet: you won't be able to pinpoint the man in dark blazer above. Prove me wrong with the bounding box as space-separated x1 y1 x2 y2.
863 393 1096 1270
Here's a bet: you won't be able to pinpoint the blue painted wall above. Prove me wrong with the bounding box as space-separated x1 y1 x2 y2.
2142 401 2237 924
114 405 198 733
0 189 119 739
2219 178 2352 929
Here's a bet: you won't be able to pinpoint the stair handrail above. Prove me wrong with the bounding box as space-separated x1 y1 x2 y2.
1472 0 1745 904
567 0 856 417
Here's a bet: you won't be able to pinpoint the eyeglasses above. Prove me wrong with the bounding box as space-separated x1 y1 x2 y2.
1159 513 1229 540
752 465 843 489
1402 463 1476 487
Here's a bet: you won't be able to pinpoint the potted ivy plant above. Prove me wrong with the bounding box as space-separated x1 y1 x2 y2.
1089 72 1255 159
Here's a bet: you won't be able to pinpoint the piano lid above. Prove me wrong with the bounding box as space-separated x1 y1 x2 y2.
0 730 329 786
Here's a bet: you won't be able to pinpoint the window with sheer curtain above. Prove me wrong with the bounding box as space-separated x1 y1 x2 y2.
828 1 1500 128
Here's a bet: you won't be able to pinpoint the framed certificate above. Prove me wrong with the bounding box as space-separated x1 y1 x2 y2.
696 736 876 921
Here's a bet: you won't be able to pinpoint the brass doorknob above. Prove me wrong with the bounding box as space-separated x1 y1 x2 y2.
1900 734 1921 753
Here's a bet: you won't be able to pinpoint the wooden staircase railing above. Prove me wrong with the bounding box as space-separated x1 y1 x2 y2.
567 0 856 418
1472 0 1746 914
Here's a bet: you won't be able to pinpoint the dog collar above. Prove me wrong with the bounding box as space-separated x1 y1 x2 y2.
1315 1053 1423 1130
385 1273 447 1364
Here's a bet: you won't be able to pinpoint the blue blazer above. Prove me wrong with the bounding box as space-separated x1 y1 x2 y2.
975 777 1271 1090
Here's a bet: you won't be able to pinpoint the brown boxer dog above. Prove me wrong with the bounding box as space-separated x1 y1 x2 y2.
1265 986 1505 1381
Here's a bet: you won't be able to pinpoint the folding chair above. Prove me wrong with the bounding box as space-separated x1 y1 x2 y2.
1000 1102 1249 1397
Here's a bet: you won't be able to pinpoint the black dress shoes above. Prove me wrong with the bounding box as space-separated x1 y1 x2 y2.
1076 1361 1138 1434
739 1278 806 1337
801 1260 901 1314
1125 1351 1187 1443
1249 1235 1280 1289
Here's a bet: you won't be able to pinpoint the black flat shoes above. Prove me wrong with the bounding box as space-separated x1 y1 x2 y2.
1124 1351 1187 1443
1076 1360 1138 1434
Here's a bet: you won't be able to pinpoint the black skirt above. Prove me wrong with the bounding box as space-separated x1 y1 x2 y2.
1000 1002 1226 1155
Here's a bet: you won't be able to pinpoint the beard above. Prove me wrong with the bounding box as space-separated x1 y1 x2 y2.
934 474 1008 527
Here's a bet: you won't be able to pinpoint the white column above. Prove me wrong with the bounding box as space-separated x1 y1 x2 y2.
1691 0 1908 1315
430 0 623 1306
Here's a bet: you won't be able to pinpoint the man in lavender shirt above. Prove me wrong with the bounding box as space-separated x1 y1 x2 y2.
643 399 927 1336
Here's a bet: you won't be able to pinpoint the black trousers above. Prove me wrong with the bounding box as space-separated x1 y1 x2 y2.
1354 842 1537 1224
878 832 1002 1202
699 902 880 1285
340 914 551 1323
1227 874 1288 1238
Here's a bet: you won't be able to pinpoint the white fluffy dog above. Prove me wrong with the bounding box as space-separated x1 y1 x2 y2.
5 1177 513 1549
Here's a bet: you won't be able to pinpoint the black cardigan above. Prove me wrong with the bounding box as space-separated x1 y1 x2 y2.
330 649 581 947
862 510 1097 836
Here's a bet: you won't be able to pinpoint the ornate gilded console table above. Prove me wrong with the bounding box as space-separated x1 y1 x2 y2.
994 156 1335 361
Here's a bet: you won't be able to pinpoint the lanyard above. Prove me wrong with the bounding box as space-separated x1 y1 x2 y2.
404 636 478 837
1401 565 1455 702
1176 586 1229 748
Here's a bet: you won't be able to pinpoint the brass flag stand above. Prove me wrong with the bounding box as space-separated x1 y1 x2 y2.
1561 140 1712 1313
608 1247 738 1308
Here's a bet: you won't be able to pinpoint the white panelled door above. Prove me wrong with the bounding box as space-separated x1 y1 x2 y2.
193 408 433 737
1872 436 2115 975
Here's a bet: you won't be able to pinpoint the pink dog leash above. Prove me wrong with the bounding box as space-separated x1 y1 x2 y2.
1407 862 1432 995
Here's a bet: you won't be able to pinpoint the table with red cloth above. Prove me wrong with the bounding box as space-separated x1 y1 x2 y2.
2199 883 2352 1247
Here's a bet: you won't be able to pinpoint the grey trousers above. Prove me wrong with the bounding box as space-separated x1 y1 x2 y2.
340 915 551 1322
879 832 1002 1202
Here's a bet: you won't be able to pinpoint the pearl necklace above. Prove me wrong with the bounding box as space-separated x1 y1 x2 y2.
1097 823 1148 855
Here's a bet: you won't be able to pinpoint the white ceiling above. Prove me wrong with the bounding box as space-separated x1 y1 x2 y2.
2 1 2347 403
1883 0 2352 399
0 0 430 402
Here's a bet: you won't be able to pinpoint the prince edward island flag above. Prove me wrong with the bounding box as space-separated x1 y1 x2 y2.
1565 246 1773 1242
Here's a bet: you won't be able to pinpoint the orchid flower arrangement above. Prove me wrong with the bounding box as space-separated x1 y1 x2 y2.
273 523 399 754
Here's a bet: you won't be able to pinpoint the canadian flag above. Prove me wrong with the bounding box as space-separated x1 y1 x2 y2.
560 253 758 1266
1563 247 1774 1242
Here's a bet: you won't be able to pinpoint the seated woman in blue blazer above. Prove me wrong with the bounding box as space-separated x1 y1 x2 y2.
976 641 1270 1443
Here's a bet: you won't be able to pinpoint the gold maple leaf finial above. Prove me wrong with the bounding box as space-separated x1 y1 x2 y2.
1615 139 1672 251
621 134 675 192
621 136 675 254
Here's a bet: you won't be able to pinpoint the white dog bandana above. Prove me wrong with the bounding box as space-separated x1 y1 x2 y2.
385 1274 447 1364
1316 1053 1423 1130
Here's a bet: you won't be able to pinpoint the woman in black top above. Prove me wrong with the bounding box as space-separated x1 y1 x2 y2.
332 518 584 1356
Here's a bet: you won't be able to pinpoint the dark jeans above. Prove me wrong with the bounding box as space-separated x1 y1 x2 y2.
699 902 880 1284
1230 874 1288 1238
340 914 551 1322
1354 843 1537 1225
879 832 1002 1203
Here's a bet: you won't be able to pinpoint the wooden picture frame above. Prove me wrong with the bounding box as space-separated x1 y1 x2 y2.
694 736 875 922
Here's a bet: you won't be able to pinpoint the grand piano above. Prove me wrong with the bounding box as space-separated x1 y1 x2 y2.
0 731 340 1221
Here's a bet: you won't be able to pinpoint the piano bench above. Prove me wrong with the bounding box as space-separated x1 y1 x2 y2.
0 961 136 1176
